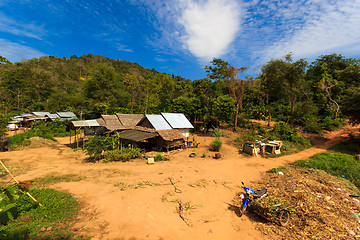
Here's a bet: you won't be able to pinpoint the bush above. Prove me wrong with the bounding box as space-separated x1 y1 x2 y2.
209 128 228 138
320 116 345 131
210 138 222 151
84 135 112 159
154 153 168 161
271 121 311 148
292 152 360 187
304 121 323 134
103 148 144 162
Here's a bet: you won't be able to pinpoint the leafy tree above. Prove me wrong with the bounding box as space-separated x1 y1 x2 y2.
343 93 360 124
261 53 308 123
206 58 247 130
210 95 236 123
307 54 360 119
0 56 11 65
83 63 128 114
171 96 201 122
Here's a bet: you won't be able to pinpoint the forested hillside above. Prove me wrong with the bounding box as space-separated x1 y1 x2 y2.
0 53 359 134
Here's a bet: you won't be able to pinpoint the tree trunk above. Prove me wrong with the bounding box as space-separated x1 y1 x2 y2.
233 102 240 132
289 94 296 123
266 94 271 126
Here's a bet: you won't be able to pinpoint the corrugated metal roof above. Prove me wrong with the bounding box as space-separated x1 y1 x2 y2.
46 114 60 119
23 116 47 121
56 112 77 118
161 113 194 129
72 120 88 127
86 119 100 127
32 112 51 117
118 129 158 142
71 120 100 127
20 113 34 117
145 115 172 130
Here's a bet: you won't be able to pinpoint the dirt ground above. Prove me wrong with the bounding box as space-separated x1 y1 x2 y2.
0 123 359 240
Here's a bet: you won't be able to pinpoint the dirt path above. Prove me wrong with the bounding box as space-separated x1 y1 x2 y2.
0 124 358 240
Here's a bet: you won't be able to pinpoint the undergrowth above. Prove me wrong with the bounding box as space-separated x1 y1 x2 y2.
0 188 82 240
292 152 360 188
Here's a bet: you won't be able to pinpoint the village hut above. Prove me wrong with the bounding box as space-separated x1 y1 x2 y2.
116 129 158 149
137 114 172 130
116 113 144 127
56 112 77 120
161 112 194 138
10 113 47 128
32 112 51 117
45 113 60 121
154 129 185 151
98 115 125 132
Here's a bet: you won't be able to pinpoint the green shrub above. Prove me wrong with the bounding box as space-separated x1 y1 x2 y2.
84 135 112 159
292 152 360 187
271 121 311 148
210 138 222 151
304 121 323 134
209 128 227 138
267 167 287 173
103 147 144 162
320 116 345 131
154 153 168 161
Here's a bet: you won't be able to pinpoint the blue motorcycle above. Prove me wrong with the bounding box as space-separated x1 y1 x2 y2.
238 182 290 226
238 182 268 216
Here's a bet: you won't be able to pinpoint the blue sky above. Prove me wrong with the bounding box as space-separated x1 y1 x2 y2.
1 0 360 80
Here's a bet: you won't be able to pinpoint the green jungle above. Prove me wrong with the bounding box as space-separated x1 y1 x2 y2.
0 53 360 134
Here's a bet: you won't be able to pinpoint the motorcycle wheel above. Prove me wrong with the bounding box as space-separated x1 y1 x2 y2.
238 205 247 217
278 210 290 226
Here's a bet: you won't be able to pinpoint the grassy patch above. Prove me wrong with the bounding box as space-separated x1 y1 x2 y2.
0 188 82 240
32 174 86 188
9 131 55 150
292 152 360 188
115 181 160 190
329 135 360 155
267 167 287 173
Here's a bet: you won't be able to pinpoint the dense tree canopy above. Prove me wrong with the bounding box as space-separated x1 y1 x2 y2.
0 53 359 134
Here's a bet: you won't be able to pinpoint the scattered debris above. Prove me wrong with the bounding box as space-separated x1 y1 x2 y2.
214 153 221 159
177 200 191 227
234 166 360 239
169 177 182 193
189 153 196 158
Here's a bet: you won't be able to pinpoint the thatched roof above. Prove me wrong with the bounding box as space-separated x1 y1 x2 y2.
116 114 144 126
157 129 184 141
133 126 157 133
100 115 123 131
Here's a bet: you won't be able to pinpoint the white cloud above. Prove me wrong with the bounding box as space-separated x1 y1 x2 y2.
178 0 242 62
253 0 360 64
135 0 242 63
0 13 46 40
116 43 134 53
0 39 45 62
